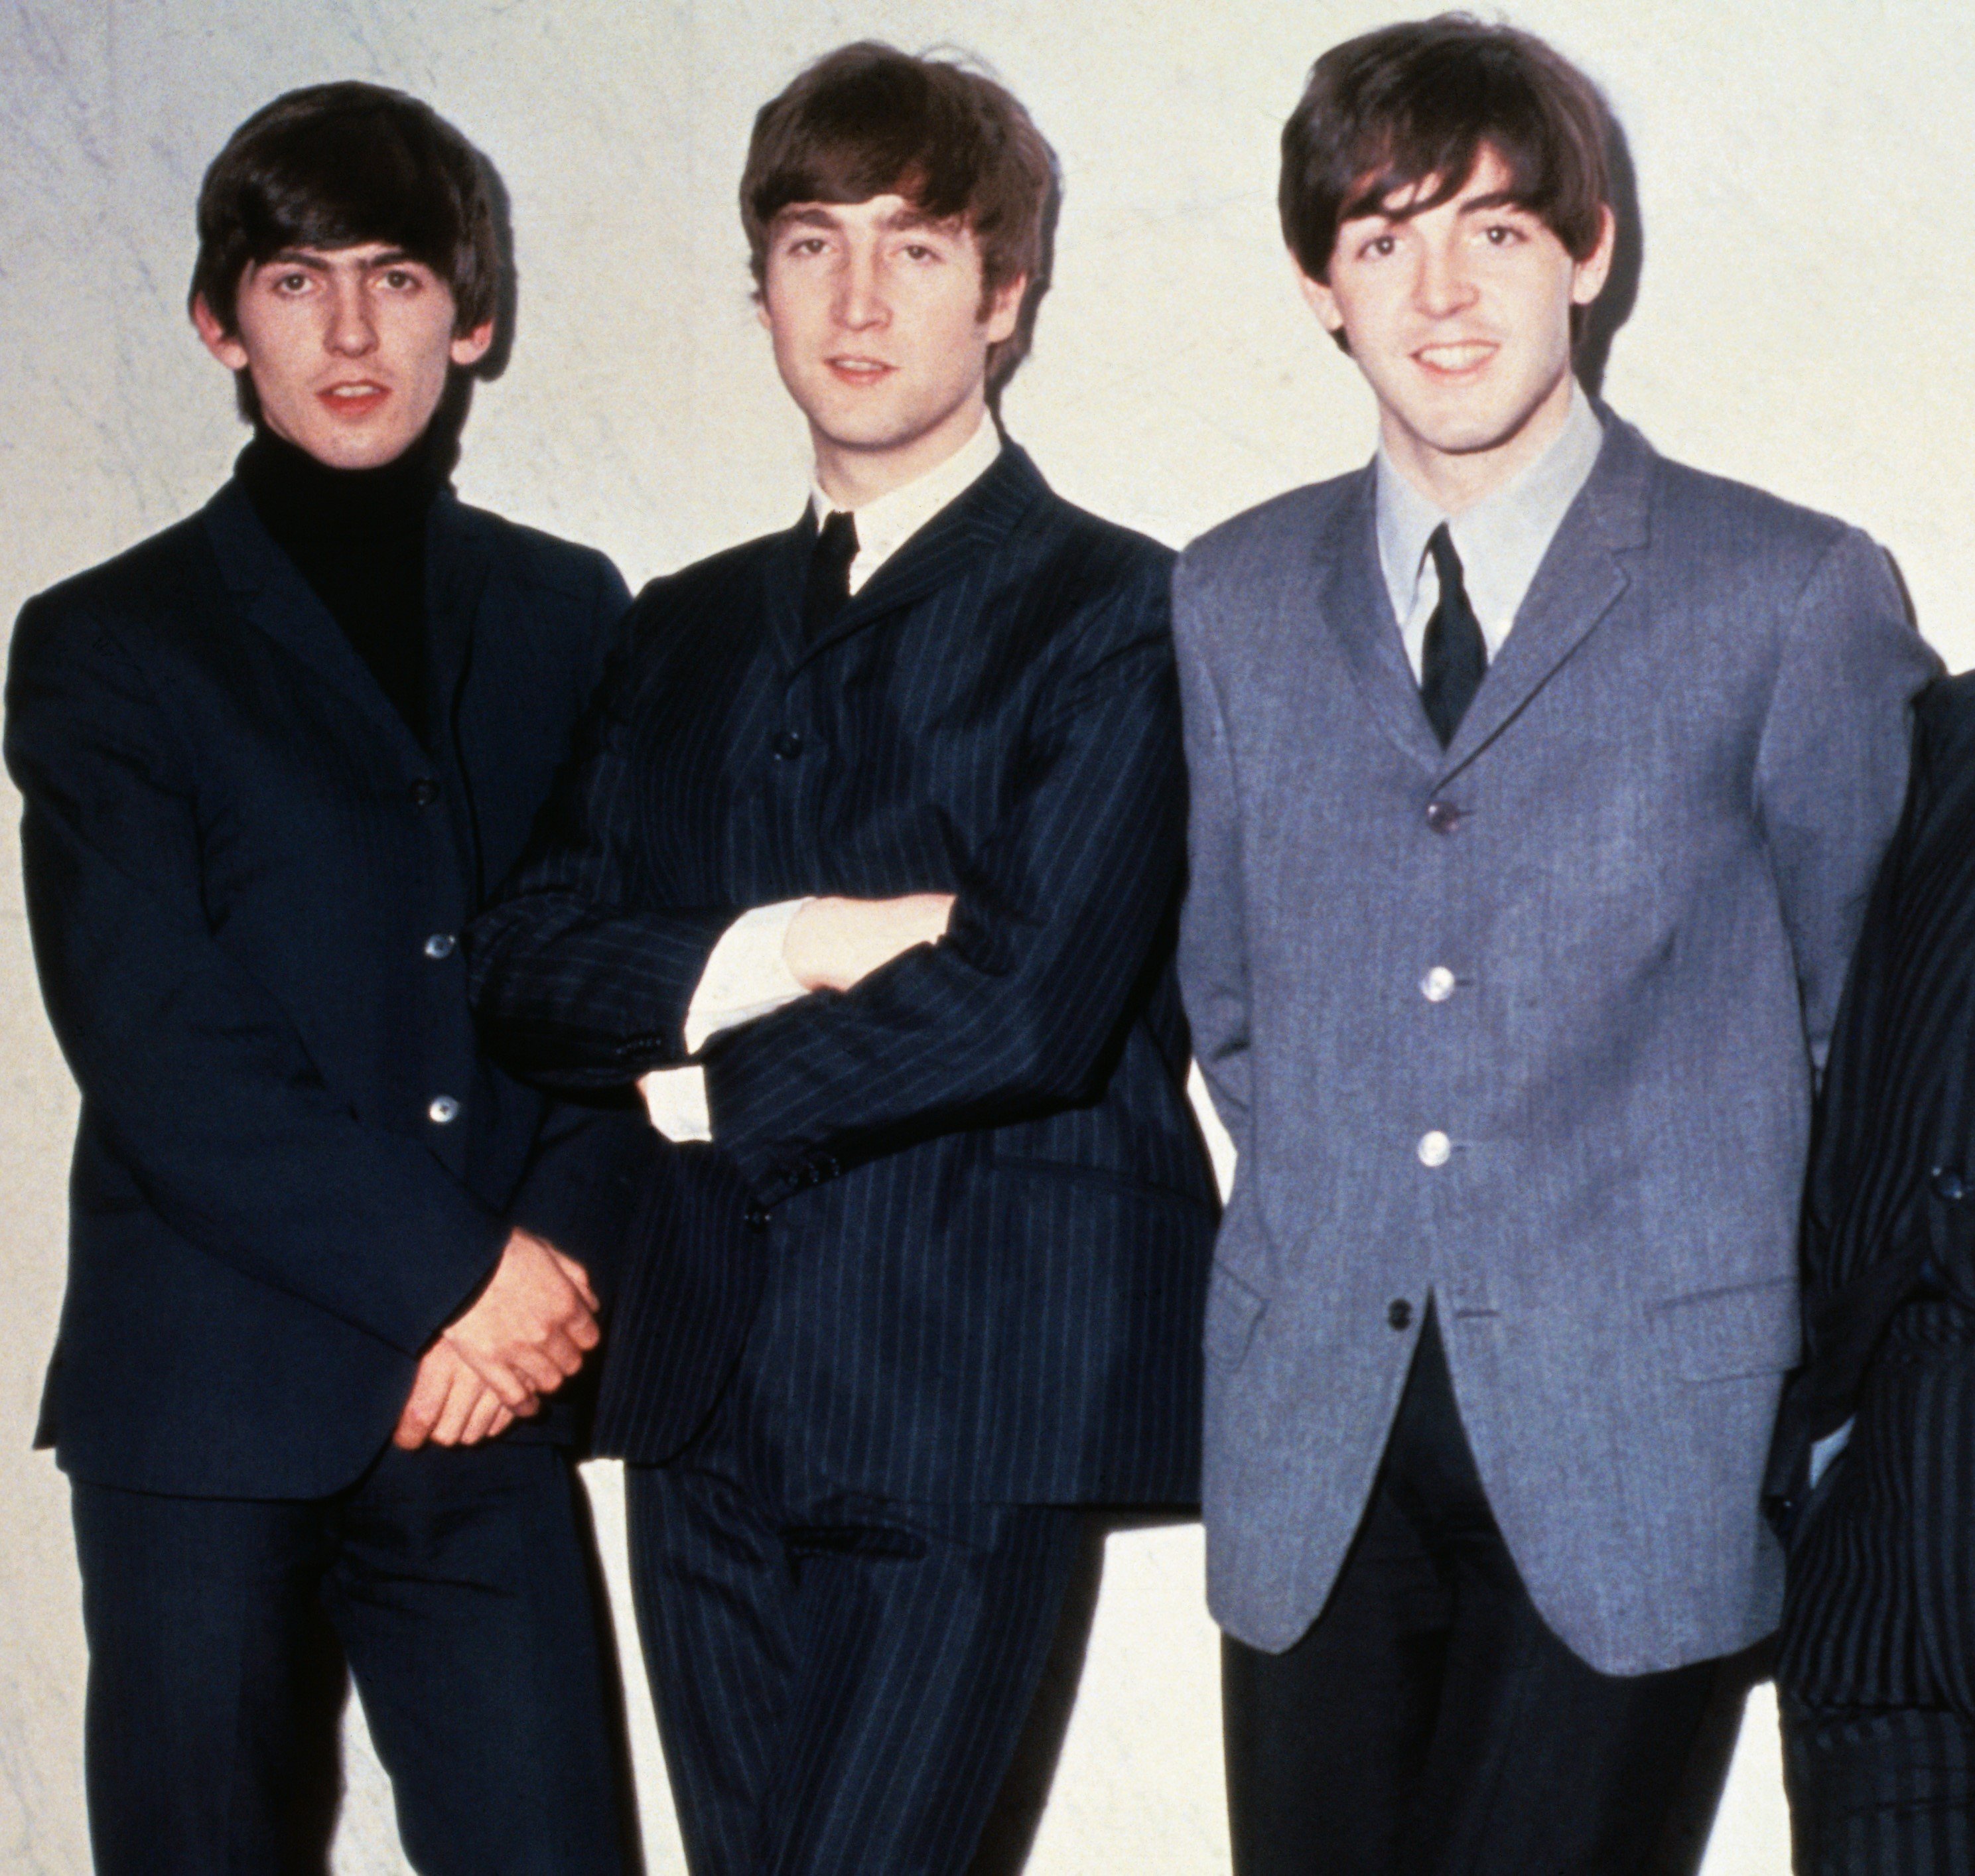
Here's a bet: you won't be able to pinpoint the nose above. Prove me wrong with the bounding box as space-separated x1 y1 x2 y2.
834 249 888 332
324 278 378 357
1414 236 1478 320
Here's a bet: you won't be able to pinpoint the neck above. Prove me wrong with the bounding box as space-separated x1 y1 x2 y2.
1383 370 1576 516
811 395 989 511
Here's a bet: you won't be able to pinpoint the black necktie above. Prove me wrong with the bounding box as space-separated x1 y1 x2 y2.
1420 523 1486 746
803 509 858 640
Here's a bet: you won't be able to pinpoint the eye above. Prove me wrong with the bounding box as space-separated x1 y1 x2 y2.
1358 232 1398 260
786 235 830 257
899 242 941 262
271 270 313 295
379 268 419 290
1481 222 1527 247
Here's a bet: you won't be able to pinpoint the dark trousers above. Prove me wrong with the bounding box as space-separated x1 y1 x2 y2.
626 1457 1082 1876
1223 1310 1718 1876
72 1440 632 1876
1783 1701 1975 1874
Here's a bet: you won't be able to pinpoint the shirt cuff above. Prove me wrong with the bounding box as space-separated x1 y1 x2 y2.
641 1065 711 1144
682 899 813 1055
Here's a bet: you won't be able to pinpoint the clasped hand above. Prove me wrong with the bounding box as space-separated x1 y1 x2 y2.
393 1226 598 1449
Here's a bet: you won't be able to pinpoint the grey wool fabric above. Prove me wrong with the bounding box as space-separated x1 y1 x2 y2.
1172 410 1937 1676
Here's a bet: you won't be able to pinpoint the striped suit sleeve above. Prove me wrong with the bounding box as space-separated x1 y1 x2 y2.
466 606 734 1089
703 553 1186 1198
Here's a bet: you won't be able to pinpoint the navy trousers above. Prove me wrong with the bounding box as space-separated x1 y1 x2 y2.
1222 1308 1720 1875
626 1456 1082 1876
1783 1701 1975 1873
72 1440 633 1876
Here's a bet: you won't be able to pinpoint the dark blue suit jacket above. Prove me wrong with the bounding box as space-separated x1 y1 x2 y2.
5 479 653 1499
469 444 1217 1503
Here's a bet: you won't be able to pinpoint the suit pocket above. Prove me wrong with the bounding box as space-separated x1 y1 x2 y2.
1205 1261 1267 1372
1649 1276 1799 1382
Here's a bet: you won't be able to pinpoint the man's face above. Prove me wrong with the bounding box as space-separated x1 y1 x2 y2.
1299 147 1613 503
193 242 492 470
757 194 1024 503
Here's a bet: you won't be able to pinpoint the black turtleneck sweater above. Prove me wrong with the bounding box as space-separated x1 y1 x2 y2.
237 426 446 748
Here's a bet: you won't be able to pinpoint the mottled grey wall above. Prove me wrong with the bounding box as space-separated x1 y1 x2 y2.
6 3 1972 1870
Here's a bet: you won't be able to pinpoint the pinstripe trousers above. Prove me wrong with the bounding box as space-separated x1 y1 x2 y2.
626 1457 1083 1875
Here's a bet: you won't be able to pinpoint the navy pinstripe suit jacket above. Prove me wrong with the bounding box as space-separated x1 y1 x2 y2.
469 444 1218 1503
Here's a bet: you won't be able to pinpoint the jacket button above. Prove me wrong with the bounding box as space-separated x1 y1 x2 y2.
423 933 456 960
1933 1166 1968 1203
744 1204 771 1231
1420 965 1456 1003
772 730 805 760
1424 800 1462 835
411 778 441 807
1416 1130 1451 1168
428 1095 460 1124
1388 1298 1413 1331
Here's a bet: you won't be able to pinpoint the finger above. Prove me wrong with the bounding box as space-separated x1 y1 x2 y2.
536 1329 588 1380
431 1365 480 1446
550 1250 600 1311
393 1350 450 1448
567 1309 602 1352
460 1386 506 1445
504 1341 568 1395
487 1403 517 1438
443 1332 539 1410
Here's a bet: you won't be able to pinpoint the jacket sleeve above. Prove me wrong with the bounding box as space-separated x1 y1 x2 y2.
1753 527 1940 1077
5 597 508 1355
700 553 1186 1200
465 606 736 1088
1171 557 1251 1143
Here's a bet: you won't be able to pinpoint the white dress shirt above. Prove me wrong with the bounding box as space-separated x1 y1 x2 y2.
643 415 1003 1142
1375 381 1603 680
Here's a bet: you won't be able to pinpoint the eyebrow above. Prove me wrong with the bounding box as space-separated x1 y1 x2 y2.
259 247 422 271
773 204 953 235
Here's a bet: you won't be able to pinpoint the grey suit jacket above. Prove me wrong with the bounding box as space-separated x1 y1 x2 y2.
1173 411 1936 1674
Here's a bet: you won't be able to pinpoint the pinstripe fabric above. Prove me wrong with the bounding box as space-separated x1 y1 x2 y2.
468 444 1218 1501
1783 1701 1975 1875
1779 678 1975 1723
627 1454 1080 1876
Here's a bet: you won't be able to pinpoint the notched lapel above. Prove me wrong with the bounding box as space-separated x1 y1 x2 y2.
1317 470 1449 775
1440 416 1655 773
200 481 428 768
792 444 1049 668
425 494 497 744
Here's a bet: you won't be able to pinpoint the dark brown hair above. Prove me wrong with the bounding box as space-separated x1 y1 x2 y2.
189 82 510 376
740 42 1059 404
1280 14 1611 285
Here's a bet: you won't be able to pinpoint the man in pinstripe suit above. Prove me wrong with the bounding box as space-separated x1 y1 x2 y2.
1773 671 1975 1872
469 42 1217 1876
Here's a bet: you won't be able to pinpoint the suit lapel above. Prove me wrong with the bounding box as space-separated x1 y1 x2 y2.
1315 468 1449 774
782 444 1050 672
1441 413 1655 772
425 492 495 747
200 480 429 770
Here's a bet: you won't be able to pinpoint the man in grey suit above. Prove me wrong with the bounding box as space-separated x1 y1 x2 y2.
1172 17 1937 1873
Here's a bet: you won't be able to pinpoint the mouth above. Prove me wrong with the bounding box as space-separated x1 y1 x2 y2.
316 380 391 418
824 356 894 386
1411 341 1498 379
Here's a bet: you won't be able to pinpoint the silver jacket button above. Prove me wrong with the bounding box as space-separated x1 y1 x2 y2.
428 1095 460 1125
1417 1130 1451 1168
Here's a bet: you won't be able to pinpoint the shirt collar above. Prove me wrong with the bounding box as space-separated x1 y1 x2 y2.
1375 380 1603 659
809 413 1002 594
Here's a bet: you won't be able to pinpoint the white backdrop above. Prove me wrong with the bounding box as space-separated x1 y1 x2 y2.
7 3 1973 1870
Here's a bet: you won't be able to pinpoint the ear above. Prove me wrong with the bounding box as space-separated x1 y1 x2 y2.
450 318 496 368
1570 204 1617 308
1294 263 1346 338
982 272 1026 345
190 293 250 373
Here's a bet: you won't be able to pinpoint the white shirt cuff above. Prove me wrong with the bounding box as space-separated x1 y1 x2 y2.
641 1065 712 1144
682 898 812 1055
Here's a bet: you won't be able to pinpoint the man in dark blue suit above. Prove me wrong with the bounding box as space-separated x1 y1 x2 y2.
468 42 1217 1876
6 84 647 1875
